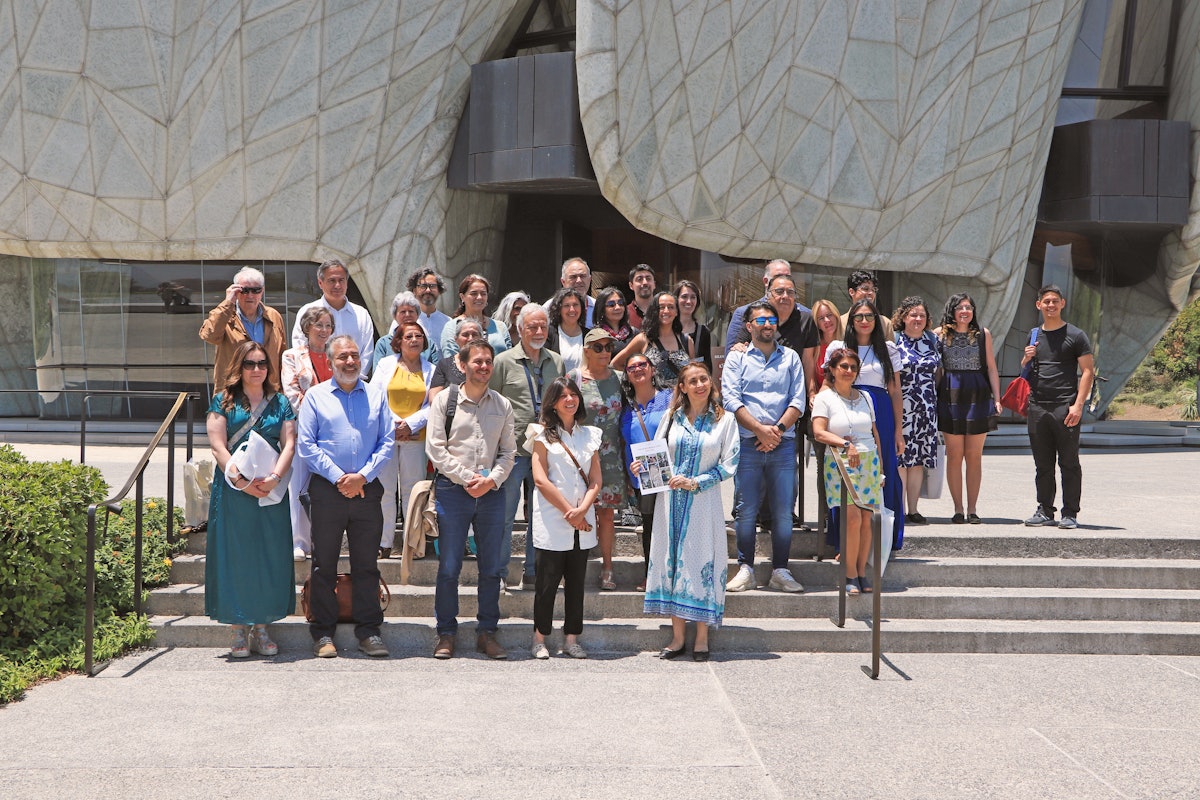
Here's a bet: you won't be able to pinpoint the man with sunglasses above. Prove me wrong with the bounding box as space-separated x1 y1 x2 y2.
722 301 807 593
490 303 564 591
200 266 287 385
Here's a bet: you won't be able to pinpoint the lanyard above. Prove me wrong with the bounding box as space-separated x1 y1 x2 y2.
521 359 544 415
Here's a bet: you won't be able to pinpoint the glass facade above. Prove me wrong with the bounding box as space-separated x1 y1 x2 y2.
26 258 349 419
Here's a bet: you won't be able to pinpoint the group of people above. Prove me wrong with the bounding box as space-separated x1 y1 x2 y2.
197 256 1093 660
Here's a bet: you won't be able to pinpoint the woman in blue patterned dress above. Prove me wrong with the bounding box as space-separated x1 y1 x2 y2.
640 363 739 662
206 341 297 658
892 296 940 525
936 293 1002 524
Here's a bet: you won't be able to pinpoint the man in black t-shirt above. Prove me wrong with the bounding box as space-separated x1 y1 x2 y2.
1021 285 1095 530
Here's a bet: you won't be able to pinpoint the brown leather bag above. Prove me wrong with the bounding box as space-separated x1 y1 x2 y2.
300 573 391 623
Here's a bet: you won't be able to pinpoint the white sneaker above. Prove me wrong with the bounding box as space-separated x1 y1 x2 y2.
293 547 306 562
726 564 756 592
768 568 804 593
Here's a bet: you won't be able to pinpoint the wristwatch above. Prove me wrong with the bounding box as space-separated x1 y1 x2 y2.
775 422 787 433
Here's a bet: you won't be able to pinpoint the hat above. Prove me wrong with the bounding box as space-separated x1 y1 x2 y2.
584 328 615 345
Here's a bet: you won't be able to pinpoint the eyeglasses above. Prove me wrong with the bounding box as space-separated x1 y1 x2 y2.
414 282 440 291
605 299 625 307
851 313 875 322
401 334 426 342
238 286 263 294
588 343 616 353
835 362 858 371
769 288 796 297
242 359 269 370
851 285 877 295
750 316 778 326
626 361 651 371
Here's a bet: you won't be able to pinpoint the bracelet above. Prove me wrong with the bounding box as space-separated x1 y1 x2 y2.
268 472 282 483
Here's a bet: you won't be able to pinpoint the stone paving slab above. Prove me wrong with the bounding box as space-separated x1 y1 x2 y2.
1 649 1197 799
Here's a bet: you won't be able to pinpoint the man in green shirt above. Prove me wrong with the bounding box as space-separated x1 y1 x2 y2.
489 303 564 591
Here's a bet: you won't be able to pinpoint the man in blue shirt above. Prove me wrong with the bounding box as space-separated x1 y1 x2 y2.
721 301 807 594
297 335 394 659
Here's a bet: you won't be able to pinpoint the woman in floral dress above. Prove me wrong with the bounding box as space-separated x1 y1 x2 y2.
892 296 940 524
569 328 627 590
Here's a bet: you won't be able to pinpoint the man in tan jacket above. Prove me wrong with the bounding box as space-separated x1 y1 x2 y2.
199 266 286 385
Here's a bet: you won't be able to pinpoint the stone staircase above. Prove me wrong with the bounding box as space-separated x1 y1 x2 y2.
148 522 1200 656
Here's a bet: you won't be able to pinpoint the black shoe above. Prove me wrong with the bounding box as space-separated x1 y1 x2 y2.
951 513 966 524
659 644 687 660
692 648 710 662
967 513 982 524
905 512 927 525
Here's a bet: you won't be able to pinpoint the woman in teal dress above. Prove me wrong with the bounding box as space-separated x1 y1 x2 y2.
206 340 297 658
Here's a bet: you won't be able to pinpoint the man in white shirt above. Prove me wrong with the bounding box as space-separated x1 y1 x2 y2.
545 257 595 327
291 258 377 376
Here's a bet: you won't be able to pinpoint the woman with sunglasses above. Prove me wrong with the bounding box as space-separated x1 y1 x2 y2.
620 352 673 590
826 298 906 553
545 287 589 373
812 347 883 594
641 363 739 660
613 291 696 384
527 376 603 659
370 321 435 558
205 340 297 658
595 286 634 347
569 328 628 590
935 293 1002 524
280 307 334 560
673 279 712 373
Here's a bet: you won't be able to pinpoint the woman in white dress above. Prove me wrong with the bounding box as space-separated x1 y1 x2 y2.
639 363 738 662
528 376 602 660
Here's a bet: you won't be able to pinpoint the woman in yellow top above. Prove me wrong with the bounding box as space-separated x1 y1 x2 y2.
369 321 435 558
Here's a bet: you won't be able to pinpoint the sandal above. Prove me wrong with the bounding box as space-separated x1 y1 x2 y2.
250 624 278 656
845 579 861 596
599 569 617 591
230 625 250 658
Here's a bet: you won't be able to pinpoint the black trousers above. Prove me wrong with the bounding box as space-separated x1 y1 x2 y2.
533 536 589 637
638 493 656 579
1026 401 1082 517
308 475 385 641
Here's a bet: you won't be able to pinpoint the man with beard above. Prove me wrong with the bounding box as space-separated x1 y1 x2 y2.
489 303 564 591
627 264 657 331
297 335 395 658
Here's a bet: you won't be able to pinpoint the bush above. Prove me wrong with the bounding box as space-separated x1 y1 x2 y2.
1150 297 1200 381
0 446 107 648
95 498 187 613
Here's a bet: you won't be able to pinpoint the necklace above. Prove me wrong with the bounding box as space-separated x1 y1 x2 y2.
836 388 861 443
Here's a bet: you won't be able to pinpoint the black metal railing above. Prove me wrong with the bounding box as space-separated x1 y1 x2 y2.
827 448 884 679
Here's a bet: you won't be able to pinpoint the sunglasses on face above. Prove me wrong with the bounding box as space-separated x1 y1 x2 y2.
605 299 625 307
238 286 263 294
242 359 269 370
852 313 875 322
750 316 778 326
626 361 651 372
835 362 858 371
588 343 616 353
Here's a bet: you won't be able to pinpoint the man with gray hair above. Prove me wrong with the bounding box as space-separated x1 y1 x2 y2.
199 266 286 384
546 257 595 327
489 302 564 590
291 258 377 376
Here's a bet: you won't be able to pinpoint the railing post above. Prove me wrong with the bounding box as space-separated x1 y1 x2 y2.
166 419 176 544
185 393 195 462
833 480 847 628
134 476 144 616
80 395 89 464
85 506 97 675
870 511 882 679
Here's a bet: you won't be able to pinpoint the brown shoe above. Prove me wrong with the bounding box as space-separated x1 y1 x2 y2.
433 634 455 660
378 547 392 559
475 631 508 660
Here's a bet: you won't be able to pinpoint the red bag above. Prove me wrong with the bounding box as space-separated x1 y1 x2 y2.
1000 329 1039 417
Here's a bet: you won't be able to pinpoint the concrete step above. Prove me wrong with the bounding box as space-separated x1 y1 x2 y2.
169 553 1200 592
147 614 1200 656
145 581 1200 623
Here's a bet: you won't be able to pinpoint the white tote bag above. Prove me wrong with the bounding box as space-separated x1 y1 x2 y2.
225 430 291 507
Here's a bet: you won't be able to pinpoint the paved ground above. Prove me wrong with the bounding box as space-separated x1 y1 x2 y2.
3 439 1199 798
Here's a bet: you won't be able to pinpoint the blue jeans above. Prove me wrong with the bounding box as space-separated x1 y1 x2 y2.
434 476 505 636
501 455 536 580
735 437 797 568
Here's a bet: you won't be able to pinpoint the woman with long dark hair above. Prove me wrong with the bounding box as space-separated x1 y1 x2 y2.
545 287 589 373
205 340 297 658
673 279 712 373
612 290 696 383
527 376 602 659
595 286 633 347
936 293 1001 524
640 363 738 661
826 298 906 551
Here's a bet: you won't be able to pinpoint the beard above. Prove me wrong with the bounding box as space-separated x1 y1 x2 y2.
527 336 547 350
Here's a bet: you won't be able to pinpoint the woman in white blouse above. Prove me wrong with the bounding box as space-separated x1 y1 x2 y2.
369 321 435 558
528 376 602 660
825 298 907 551
280 307 334 560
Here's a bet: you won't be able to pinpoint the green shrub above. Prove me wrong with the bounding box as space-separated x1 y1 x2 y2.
1150 297 1200 381
0 446 107 648
95 498 187 613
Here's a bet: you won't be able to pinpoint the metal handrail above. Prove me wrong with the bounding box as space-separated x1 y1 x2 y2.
826 447 884 680
82 392 193 675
